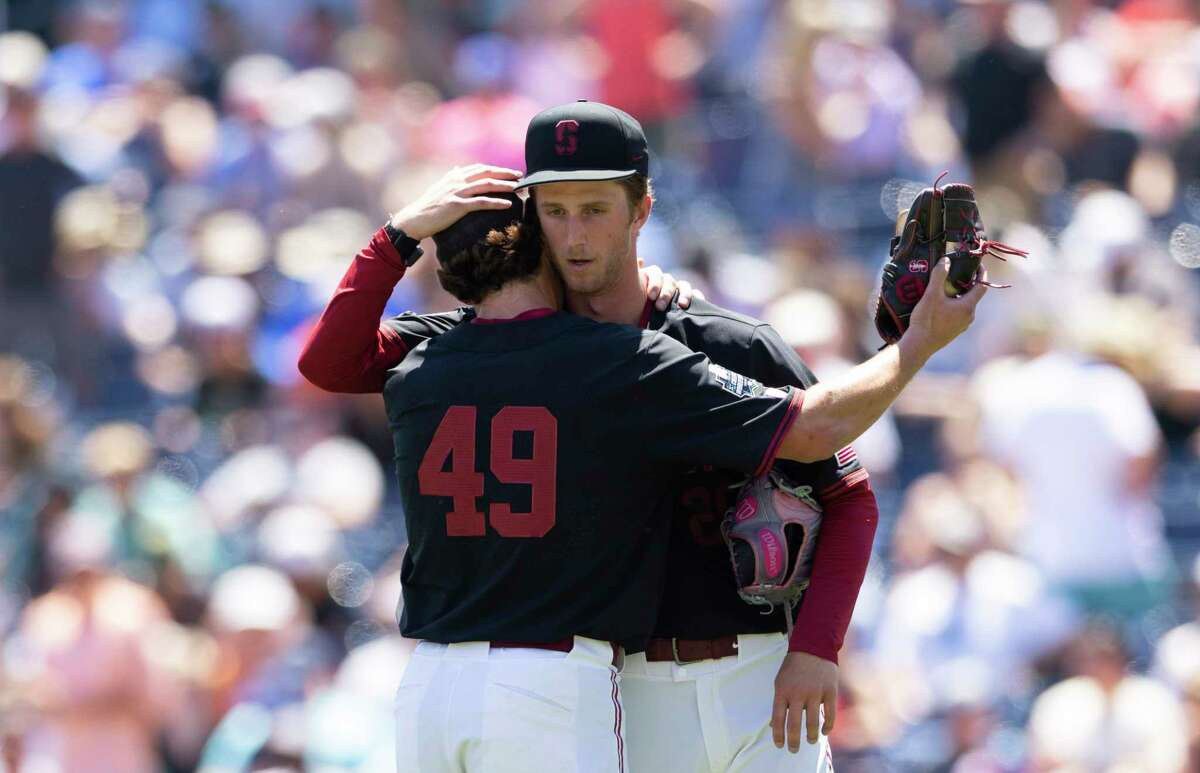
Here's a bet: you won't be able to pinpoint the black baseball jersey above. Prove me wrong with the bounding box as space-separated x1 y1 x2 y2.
384 311 802 650
642 299 865 639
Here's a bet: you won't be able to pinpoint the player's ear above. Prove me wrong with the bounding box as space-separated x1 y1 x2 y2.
631 194 652 232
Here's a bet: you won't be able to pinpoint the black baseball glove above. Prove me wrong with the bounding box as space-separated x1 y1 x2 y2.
873 176 1026 345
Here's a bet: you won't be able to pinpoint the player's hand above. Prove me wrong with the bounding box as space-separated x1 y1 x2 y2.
639 258 705 310
903 257 988 360
772 651 837 753
389 164 523 240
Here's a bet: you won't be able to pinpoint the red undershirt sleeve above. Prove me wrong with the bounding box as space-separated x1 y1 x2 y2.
788 477 879 663
297 227 413 393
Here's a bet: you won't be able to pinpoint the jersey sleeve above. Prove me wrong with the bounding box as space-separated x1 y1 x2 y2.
297 227 469 394
747 324 820 389
627 333 804 475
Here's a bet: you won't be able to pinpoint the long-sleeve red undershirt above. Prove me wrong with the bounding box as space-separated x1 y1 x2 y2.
790 479 878 662
297 228 412 393
300 227 878 664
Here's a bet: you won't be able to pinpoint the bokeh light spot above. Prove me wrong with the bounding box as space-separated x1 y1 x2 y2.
1168 223 1200 268
328 562 374 608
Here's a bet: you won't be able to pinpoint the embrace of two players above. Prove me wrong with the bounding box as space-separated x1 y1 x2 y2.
299 101 1007 773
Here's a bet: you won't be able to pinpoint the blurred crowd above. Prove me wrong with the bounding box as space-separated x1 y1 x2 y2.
1 0 1199 770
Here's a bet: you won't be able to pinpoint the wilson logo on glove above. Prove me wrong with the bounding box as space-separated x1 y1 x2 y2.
895 275 926 305
758 529 782 576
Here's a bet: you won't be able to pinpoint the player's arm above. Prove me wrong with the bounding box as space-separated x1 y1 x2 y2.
746 323 878 664
297 164 521 393
787 455 875 659
743 321 879 748
768 451 878 751
779 257 986 461
297 230 459 393
638 258 983 466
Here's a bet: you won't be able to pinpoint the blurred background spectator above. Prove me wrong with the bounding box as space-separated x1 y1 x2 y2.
0 0 1199 770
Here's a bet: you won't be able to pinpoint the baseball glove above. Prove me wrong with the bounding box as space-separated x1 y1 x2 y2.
722 470 823 616
873 174 1026 345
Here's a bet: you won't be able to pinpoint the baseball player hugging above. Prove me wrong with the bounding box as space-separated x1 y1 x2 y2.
300 101 991 772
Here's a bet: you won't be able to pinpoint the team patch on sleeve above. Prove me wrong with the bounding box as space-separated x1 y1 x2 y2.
709 364 767 398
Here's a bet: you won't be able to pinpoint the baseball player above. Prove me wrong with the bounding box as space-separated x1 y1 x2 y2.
299 104 987 772
515 101 872 773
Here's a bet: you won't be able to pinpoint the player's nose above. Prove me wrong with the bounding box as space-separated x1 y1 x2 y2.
565 215 587 247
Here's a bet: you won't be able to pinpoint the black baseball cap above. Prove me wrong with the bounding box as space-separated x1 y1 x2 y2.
432 192 524 261
515 100 650 190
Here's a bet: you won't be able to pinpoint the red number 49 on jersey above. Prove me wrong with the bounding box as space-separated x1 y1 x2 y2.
417 406 558 538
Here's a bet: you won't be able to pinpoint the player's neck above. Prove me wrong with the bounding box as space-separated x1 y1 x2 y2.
475 280 558 321
565 268 646 327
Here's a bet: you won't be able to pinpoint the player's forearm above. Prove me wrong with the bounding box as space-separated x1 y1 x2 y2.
297 228 412 393
779 336 931 462
789 480 879 662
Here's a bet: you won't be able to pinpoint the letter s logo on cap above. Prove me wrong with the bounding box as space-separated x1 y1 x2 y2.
555 120 579 156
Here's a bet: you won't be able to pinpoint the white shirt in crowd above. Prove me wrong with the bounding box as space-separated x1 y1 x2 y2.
974 350 1170 585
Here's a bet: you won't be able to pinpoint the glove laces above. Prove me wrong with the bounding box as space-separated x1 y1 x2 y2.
931 171 1029 289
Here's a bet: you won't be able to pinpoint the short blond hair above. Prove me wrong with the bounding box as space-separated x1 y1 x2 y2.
616 175 654 214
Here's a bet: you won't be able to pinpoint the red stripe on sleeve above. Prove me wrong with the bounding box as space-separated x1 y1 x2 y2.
818 467 870 499
754 389 804 477
789 478 878 663
297 227 413 393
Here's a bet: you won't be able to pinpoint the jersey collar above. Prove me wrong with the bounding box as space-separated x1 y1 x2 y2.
471 308 558 325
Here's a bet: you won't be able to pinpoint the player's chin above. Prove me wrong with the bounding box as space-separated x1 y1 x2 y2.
558 264 605 294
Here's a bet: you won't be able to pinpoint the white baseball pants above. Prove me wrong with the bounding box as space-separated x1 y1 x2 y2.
394 637 626 773
621 633 833 773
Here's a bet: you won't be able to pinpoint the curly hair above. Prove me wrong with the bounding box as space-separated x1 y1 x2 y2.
436 216 543 305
